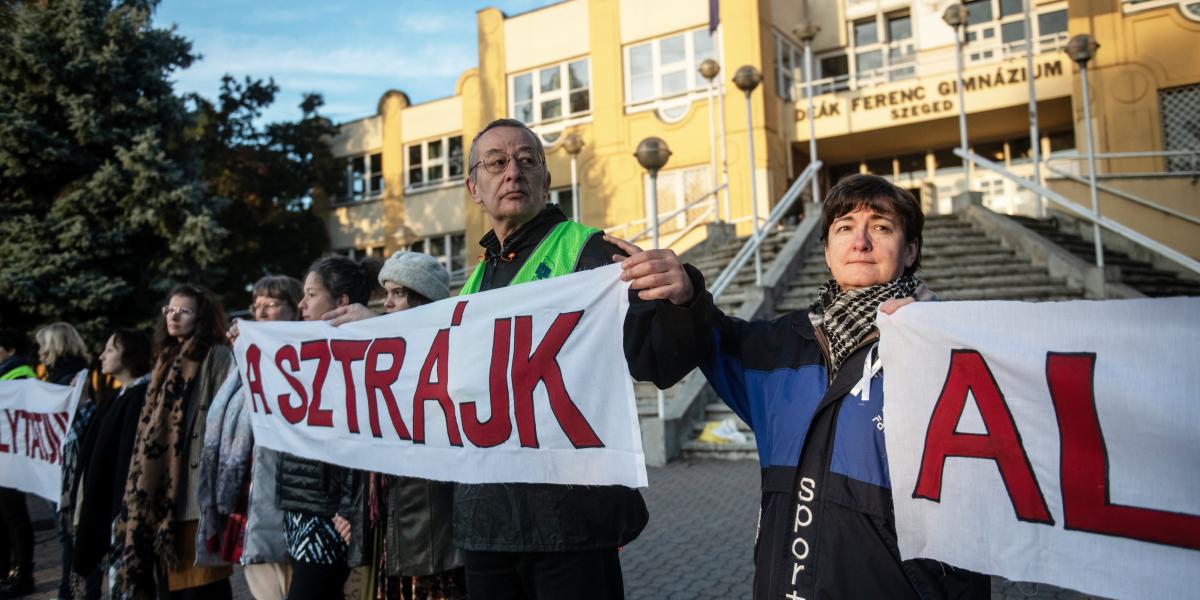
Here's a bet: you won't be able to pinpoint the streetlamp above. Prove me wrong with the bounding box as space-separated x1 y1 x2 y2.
1067 33 1104 268
1023 0 1042 216
795 19 821 205
562 132 584 222
942 3 970 196
699 59 721 219
700 58 732 223
635 136 671 419
733 65 764 286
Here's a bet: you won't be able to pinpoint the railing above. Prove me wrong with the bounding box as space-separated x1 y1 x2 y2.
1043 163 1200 228
604 184 727 247
711 161 822 299
1045 150 1200 178
956 149 1200 275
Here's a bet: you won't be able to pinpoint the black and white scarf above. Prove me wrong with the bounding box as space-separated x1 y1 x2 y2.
811 274 921 376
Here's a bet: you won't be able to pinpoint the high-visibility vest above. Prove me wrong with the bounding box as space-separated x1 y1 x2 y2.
0 364 37 380
459 220 601 296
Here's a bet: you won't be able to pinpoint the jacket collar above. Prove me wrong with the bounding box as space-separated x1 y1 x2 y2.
478 204 566 261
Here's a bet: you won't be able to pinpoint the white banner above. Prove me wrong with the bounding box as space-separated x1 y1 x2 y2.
0 371 87 503
879 297 1200 600
233 264 647 488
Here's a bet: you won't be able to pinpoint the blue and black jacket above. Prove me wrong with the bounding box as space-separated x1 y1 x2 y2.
625 265 987 599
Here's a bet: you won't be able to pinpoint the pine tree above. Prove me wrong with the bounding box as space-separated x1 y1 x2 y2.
0 0 226 341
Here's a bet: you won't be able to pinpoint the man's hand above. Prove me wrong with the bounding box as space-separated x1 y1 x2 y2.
323 303 377 326
605 235 694 306
879 297 915 315
332 514 351 544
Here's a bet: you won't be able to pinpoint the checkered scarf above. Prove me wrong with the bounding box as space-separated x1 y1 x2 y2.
811 274 921 376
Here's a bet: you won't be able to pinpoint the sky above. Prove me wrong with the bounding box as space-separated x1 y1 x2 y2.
153 0 554 124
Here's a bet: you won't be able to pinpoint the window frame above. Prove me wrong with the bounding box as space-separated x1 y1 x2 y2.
341 151 384 203
774 32 803 101
404 135 464 192
847 11 915 87
622 26 723 113
507 57 592 144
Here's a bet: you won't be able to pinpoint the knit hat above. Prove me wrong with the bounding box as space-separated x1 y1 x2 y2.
378 251 450 302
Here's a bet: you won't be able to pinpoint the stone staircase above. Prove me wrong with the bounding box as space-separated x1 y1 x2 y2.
1009 215 1200 297
633 226 796 424
683 212 1088 461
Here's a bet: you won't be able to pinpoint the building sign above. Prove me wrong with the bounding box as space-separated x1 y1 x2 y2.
795 55 1070 138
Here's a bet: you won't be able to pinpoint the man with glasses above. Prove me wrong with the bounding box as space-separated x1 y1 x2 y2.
454 119 648 599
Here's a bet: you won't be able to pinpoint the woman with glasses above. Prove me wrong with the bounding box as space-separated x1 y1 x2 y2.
34 322 100 600
277 256 381 600
113 284 235 599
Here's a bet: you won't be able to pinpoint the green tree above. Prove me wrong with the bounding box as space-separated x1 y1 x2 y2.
189 76 337 310
0 0 226 341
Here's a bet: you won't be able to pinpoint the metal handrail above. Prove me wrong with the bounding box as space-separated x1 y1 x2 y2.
711 161 822 299
1043 163 1200 227
1046 150 1200 160
607 183 728 245
956 149 1200 275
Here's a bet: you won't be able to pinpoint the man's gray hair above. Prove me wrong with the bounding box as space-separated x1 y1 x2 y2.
467 118 546 181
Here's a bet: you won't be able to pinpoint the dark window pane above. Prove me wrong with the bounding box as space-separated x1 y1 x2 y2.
556 188 574 220
540 66 560 92
429 165 444 181
965 0 993 25
370 153 381 174
975 139 1006 162
856 50 883 73
352 155 365 174
408 145 422 166
933 147 963 169
1000 0 1023 17
430 236 446 257
570 90 589 114
1038 10 1067 36
854 19 878 46
820 54 849 77
408 168 422 185
1048 130 1075 153
541 98 562 120
864 157 892 176
1008 136 1033 161
897 152 925 174
450 234 466 273
568 60 589 90
428 139 442 160
887 15 911 41
1002 20 1025 43
370 174 383 194
410 240 424 254
448 136 463 177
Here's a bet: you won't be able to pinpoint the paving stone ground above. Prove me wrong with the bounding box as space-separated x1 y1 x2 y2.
19 459 1104 599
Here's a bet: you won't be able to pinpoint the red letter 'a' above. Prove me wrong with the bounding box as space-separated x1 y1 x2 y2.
461 318 514 448
275 345 309 424
301 340 334 428
330 340 370 434
244 344 271 414
363 338 410 440
913 349 1053 524
511 311 603 449
1047 352 1200 550
412 330 463 446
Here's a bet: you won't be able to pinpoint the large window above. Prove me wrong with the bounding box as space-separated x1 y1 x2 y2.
643 165 712 234
625 28 718 106
850 12 914 84
550 187 576 221
408 232 467 278
343 152 383 202
405 135 463 191
511 58 591 130
775 33 802 101
963 0 1069 62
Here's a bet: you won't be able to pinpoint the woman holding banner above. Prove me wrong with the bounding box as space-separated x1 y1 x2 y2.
324 250 465 600
618 174 990 599
115 284 235 600
73 328 152 598
36 322 99 600
0 329 37 598
276 256 379 600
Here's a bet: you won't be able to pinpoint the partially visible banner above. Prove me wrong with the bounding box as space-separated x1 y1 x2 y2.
0 371 87 503
879 298 1200 600
233 264 647 488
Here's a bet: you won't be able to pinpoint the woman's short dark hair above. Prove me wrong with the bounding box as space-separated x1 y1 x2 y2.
820 174 924 276
153 283 229 358
252 275 304 316
0 328 30 356
307 256 383 306
111 328 152 377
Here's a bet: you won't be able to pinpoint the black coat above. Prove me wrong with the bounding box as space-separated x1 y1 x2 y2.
452 204 649 553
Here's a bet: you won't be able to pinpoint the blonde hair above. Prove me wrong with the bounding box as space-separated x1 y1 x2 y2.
35 322 89 366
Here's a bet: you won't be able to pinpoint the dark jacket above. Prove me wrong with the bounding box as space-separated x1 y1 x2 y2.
383 476 461 576
275 455 359 519
453 204 649 553
625 267 989 599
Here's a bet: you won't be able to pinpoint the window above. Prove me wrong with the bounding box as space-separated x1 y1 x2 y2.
850 13 914 85
816 53 850 94
510 58 591 127
1160 84 1200 172
625 28 720 105
550 188 576 221
405 135 464 190
775 33 803 101
408 232 467 277
963 1 1070 62
643 165 712 234
343 152 383 202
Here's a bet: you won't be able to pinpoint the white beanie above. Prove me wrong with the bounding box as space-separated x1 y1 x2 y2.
378 251 450 302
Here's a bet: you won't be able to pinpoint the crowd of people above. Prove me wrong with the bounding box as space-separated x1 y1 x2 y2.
0 117 989 600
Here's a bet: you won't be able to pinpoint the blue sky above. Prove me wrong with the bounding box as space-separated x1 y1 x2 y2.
154 0 554 124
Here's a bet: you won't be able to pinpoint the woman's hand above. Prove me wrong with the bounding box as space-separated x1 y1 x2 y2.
323 303 376 326
879 297 915 315
332 514 351 544
226 320 240 344
605 235 694 306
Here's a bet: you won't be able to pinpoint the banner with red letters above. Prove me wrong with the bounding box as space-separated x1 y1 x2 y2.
233 264 647 488
879 297 1199 600
0 371 87 503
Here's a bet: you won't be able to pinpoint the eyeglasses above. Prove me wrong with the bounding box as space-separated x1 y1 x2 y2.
470 150 542 175
162 306 195 318
249 300 284 313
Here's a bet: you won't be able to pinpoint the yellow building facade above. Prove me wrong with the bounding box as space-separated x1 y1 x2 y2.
317 0 1200 274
